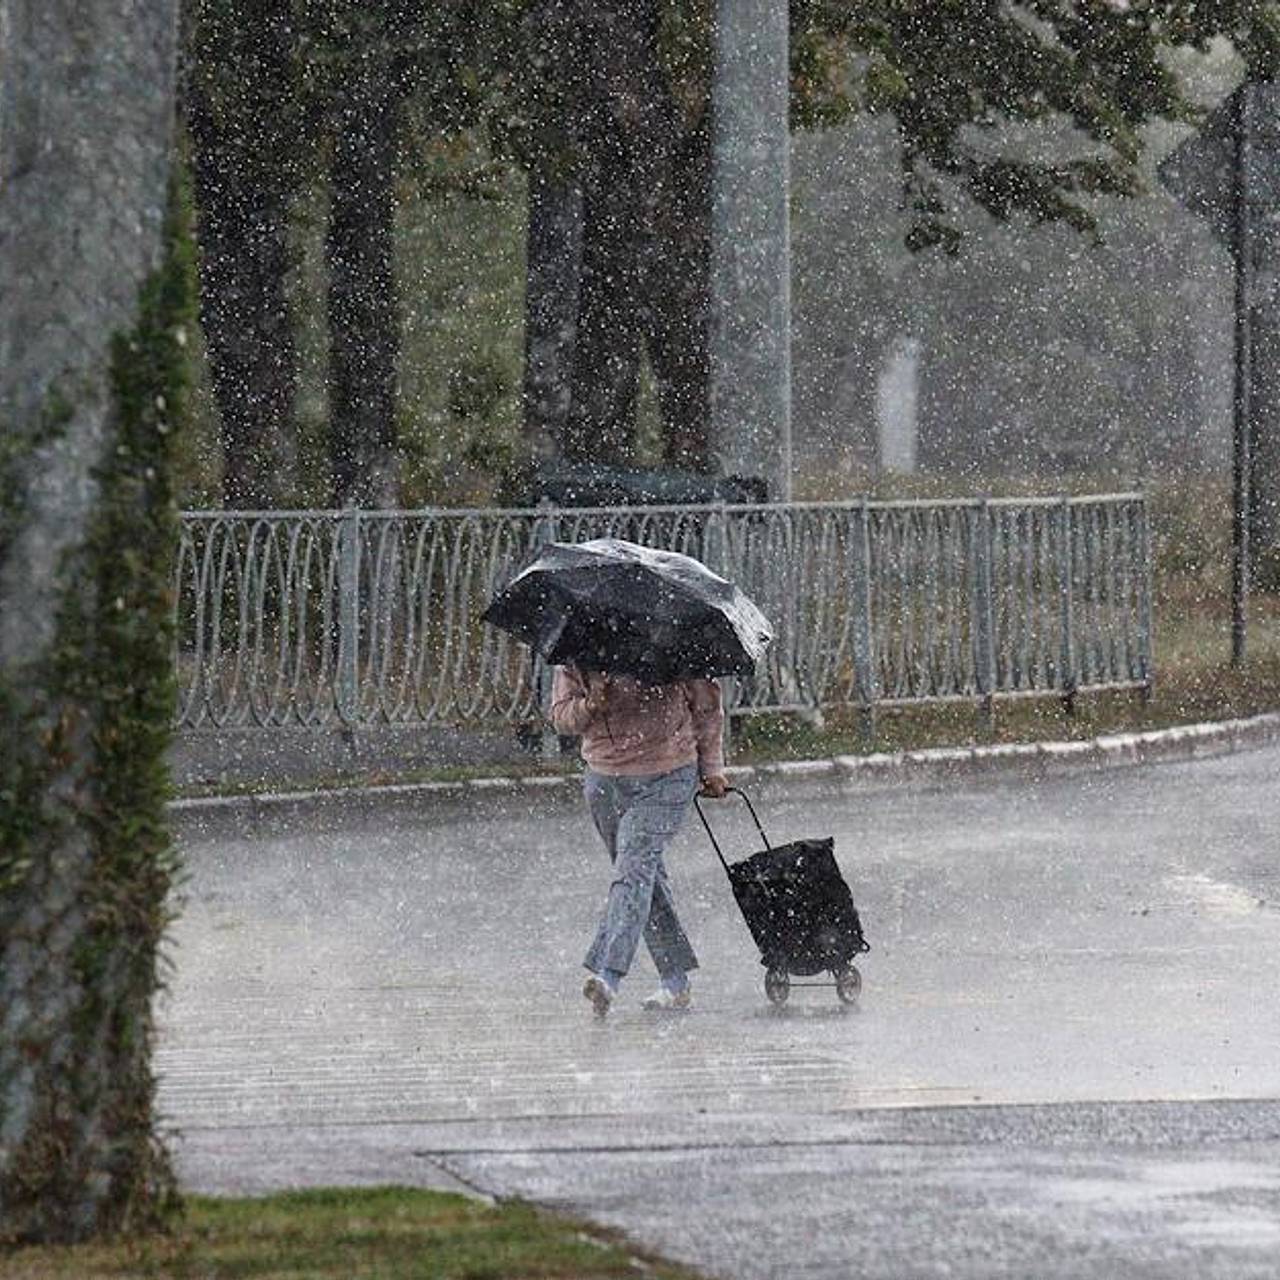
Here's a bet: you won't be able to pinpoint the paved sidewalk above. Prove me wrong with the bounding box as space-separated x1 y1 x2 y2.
159 727 1280 1277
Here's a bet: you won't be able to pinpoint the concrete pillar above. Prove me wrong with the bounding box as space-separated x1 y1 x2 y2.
709 0 792 502
875 334 921 474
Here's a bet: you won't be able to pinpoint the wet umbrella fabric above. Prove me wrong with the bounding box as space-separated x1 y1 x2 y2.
482 538 773 683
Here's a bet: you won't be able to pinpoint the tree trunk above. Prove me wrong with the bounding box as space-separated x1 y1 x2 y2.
184 0 298 509
551 0 712 472
327 52 400 509
560 0 663 466
563 180 645 464
0 0 183 1244
521 162 583 482
650 120 711 471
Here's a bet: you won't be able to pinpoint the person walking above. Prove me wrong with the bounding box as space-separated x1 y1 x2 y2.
551 664 728 1017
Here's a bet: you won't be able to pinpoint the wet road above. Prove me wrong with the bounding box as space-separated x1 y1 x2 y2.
161 742 1280 1278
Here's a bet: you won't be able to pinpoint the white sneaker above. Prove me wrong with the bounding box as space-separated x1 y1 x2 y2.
583 973 615 1018
641 986 692 1012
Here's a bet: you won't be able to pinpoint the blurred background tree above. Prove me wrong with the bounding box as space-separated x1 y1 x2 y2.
185 0 301 509
177 1 1280 508
183 0 521 508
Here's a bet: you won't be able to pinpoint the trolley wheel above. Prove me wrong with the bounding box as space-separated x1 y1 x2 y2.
764 967 790 1006
835 964 862 1004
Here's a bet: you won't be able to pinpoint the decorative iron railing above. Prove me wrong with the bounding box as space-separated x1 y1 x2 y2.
173 495 1151 730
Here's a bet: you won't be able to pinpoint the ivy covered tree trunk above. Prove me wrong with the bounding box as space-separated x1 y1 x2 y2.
0 0 186 1245
184 0 299 509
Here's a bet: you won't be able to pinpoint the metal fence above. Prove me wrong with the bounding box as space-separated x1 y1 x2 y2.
173 495 1152 731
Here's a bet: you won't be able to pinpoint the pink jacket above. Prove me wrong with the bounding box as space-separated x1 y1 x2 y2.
549 666 725 778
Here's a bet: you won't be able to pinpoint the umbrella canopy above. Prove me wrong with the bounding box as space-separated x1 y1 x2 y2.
482 538 773 683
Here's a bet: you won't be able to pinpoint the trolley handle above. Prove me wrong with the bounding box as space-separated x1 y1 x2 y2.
694 785 772 874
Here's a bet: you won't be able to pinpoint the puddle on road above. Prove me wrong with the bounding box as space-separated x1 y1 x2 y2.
1036 1156 1280 1249
1163 875 1264 918
1172 1213 1280 1249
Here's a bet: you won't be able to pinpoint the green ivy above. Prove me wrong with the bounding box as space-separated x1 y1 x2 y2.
0 173 194 1242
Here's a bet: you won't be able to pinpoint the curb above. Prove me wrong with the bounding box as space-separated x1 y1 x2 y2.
167 711 1280 831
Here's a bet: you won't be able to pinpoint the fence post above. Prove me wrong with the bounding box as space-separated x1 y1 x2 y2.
851 500 877 745
1058 496 1076 715
972 499 996 734
1136 495 1154 701
706 502 736 757
704 499 729 577
337 506 361 727
533 499 561 760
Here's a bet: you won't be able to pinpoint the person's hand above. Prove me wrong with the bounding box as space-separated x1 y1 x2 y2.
584 672 611 715
700 773 729 798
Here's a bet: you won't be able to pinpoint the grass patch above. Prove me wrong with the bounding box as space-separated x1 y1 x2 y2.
0 1186 705 1279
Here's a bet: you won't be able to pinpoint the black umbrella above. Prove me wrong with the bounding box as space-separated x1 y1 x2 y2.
482 538 773 683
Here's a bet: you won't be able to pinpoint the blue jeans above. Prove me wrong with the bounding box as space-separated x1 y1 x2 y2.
583 763 700 982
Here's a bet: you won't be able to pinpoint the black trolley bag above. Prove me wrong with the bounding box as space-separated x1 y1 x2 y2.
695 787 869 1005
